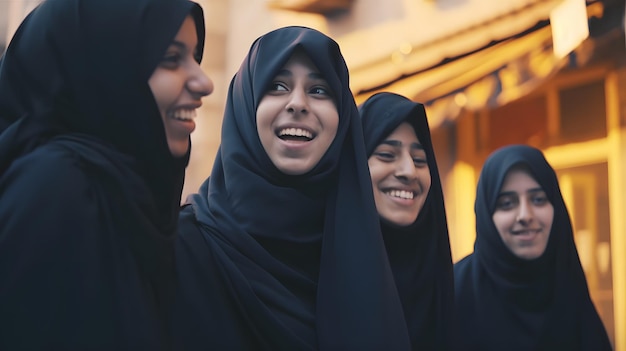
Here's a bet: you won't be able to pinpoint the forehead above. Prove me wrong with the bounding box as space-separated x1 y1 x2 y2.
500 167 541 191
385 122 421 143
174 16 198 43
279 49 321 74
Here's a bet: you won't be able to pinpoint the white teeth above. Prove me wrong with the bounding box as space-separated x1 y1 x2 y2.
278 128 313 139
386 190 414 200
171 109 197 121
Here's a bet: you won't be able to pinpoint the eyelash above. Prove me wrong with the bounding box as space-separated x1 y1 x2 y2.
268 82 332 97
160 52 182 68
159 49 200 69
495 194 549 210
374 152 427 166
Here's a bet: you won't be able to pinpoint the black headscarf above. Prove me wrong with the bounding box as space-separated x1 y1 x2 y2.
454 144 612 350
359 92 455 351
0 0 204 349
174 26 411 350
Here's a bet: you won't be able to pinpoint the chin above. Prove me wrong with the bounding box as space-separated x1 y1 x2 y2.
382 214 416 228
275 162 314 175
168 143 190 158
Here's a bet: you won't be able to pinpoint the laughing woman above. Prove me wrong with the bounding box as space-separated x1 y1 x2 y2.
454 145 611 350
359 92 455 351
0 0 212 349
174 27 411 350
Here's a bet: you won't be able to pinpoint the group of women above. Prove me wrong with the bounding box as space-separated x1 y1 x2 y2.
0 0 613 350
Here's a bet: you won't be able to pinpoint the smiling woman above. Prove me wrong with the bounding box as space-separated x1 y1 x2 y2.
149 15 213 157
173 26 411 350
0 0 212 349
454 144 611 350
359 92 455 351
256 49 338 175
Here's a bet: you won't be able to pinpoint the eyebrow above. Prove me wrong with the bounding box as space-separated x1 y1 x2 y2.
275 69 325 81
498 187 544 196
380 140 424 150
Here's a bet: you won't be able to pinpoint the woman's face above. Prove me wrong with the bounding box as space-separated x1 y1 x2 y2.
256 50 339 175
368 122 431 227
492 167 554 260
149 15 213 157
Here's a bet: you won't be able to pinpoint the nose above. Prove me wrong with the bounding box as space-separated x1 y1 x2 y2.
187 62 214 99
395 152 417 181
516 198 534 225
286 88 309 115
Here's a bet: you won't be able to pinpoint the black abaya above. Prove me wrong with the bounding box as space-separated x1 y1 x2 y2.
454 144 612 351
359 92 455 351
174 26 411 350
0 0 205 349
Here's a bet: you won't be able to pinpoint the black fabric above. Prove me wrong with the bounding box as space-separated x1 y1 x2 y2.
454 144 612 351
359 92 455 351
0 0 204 349
174 26 411 350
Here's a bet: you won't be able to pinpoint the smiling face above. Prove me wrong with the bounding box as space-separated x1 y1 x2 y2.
492 166 554 260
368 122 431 227
148 15 214 157
256 50 339 175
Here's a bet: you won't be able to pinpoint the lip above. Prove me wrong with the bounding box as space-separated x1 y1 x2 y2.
275 124 316 138
167 105 200 134
274 123 317 150
381 187 418 206
511 229 541 241
171 117 196 134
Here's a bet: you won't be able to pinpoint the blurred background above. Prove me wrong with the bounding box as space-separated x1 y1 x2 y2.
2 0 625 348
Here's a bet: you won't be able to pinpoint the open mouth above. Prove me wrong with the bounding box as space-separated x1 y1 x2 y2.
171 109 197 122
383 189 416 200
277 127 314 141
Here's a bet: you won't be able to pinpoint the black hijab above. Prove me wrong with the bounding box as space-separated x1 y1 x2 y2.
359 92 455 351
454 144 612 350
174 26 411 350
0 0 204 349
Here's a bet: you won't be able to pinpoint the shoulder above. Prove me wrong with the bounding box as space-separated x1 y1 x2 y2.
176 204 209 256
454 254 474 271
2 143 90 193
0 144 97 228
453 254 475 285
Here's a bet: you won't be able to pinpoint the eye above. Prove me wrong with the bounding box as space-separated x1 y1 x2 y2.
159 51 183 69
310 86 330 96
374 151 395 161
531 192 549 206
411 152 428 167
495 194 517 211
268 82 289 92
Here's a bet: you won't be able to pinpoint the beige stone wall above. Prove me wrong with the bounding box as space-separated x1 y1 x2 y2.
182 0 230 200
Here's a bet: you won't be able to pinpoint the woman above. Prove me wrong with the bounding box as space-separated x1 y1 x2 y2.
454 144 612 350
174 27 411 350
359 92 455 350
0 0 212 349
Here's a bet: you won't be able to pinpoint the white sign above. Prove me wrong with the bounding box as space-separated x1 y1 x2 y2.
550 0 589 59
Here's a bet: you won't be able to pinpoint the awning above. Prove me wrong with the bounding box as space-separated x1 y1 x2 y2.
352 1 618 128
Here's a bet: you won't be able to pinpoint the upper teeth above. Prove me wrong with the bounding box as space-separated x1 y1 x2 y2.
172 109 196 121
279 128 313 139
386 190 414 199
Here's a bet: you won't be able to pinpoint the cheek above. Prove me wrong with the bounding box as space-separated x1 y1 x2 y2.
255 105 274 147
422 169 432 190
542 207 555 231
492 213 510 237
149 72 183 113
326 111 339 137
367 160 386 186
